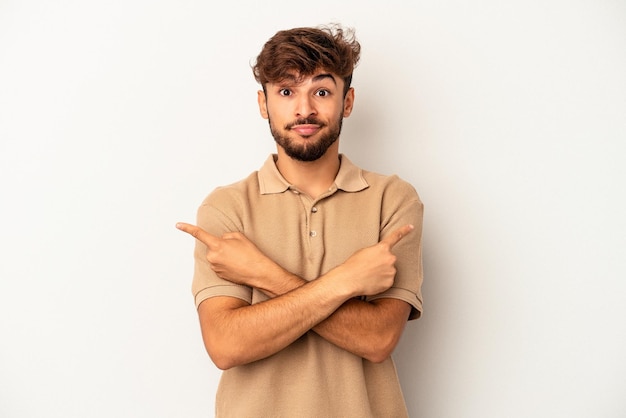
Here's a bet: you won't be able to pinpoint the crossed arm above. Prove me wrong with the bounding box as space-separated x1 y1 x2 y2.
177 223 414 370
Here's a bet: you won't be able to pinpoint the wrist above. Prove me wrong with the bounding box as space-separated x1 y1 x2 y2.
319 265 359 300
255 265 304 297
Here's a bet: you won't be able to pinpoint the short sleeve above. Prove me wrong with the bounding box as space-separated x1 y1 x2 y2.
367 178 424 320
191 191 253 308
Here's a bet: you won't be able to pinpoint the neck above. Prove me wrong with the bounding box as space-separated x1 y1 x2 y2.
275 144 340 199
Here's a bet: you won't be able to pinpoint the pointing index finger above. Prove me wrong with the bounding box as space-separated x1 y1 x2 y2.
380 224 414 249
176 222 220 249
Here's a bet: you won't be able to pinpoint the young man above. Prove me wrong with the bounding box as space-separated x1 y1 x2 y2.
177 24 424 417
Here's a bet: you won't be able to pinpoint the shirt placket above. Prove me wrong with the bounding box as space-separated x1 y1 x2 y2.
290 187 336 272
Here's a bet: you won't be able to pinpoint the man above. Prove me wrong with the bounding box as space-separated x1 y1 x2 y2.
177 24 424 417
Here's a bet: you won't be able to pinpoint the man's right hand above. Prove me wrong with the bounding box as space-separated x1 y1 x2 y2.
176 222 286 290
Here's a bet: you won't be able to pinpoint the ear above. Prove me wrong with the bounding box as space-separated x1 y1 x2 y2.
343 87 355 118
257 90 269 119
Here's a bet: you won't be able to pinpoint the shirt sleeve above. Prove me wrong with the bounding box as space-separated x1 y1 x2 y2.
191 191 253 309
367 177 424 320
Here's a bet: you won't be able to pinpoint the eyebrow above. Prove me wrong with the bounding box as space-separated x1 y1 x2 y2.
280 73 337 86
312 73 337 85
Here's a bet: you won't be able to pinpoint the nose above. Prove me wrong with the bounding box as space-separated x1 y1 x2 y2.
295 95 316 118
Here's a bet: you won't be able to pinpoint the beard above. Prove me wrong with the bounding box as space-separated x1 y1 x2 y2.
269 115 343 162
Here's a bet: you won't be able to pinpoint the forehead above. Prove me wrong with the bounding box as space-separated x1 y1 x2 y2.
275 69 340 86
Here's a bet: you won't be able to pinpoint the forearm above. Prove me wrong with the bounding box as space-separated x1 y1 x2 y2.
255 271 411 362
199 273 354 369
312 298 411 362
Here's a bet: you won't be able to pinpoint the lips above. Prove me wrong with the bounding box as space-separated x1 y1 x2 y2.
290 124 321 136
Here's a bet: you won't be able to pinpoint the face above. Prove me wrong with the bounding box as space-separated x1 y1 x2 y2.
258 71 354 162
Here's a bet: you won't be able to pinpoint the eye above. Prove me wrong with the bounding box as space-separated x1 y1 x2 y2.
315 89 330 97
279 88 292 96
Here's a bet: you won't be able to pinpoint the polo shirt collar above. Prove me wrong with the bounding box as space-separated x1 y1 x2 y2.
258 154 369 195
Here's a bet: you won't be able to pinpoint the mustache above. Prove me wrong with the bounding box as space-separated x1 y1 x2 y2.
285 118 325 129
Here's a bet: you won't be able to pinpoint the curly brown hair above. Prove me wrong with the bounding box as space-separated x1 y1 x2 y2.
252 24 361 97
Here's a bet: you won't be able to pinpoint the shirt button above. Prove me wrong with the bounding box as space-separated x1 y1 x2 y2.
311 207 318 213
309 230 317 237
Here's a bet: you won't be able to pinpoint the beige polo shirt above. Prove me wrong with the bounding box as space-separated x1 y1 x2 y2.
192 154 424 417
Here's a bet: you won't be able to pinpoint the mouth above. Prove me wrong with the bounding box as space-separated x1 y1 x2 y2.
290 124 321 137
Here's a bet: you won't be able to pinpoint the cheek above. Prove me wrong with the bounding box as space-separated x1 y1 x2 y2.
264 101 288 122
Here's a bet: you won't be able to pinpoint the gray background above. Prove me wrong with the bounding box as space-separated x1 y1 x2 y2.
1 0 625 416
